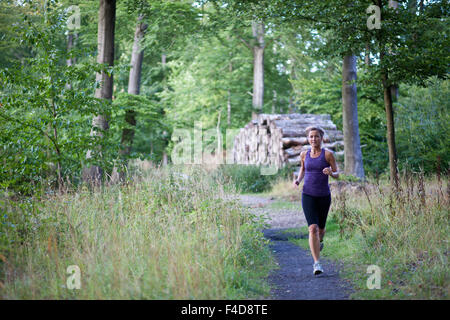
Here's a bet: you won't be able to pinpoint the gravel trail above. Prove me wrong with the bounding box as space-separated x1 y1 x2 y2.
235 194 353 300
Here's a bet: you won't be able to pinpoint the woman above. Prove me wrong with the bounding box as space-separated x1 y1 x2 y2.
293 126 339 275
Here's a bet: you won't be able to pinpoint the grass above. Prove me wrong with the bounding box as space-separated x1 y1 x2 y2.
266 171 449 300
0 164 276 299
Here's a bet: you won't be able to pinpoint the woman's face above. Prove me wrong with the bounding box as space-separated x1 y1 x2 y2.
308 130 322 147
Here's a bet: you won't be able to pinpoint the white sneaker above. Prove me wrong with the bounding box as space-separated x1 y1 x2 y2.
313 261 323 275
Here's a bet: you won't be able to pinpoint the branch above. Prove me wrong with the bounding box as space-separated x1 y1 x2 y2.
239 37 252 50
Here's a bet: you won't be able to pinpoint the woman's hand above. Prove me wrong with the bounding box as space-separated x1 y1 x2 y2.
293 179 300 188
322 167 333 176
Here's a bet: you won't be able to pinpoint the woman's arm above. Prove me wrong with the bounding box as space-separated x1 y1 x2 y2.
323 150 339 179
294 151 306 186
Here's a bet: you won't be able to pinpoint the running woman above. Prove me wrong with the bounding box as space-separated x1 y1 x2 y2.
293 126 339 275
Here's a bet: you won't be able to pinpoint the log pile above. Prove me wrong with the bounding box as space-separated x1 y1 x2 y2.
232 114 344 176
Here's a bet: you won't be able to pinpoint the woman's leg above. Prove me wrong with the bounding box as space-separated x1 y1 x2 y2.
308 224 321 262
319 228 326 242
302 193 321 262
318 194 331 242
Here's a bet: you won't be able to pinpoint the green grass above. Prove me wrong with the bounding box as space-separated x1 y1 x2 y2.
0 165 276 299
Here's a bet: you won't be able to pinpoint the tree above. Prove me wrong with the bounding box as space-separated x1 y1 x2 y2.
370 0 448 185
120 14 148 159
342 54 365 179
251 20 265 115
83 0 117 184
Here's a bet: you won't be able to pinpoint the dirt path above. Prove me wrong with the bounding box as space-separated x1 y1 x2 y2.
235 194 353 300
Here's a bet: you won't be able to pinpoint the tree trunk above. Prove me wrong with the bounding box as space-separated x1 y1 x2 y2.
376 0 399 188
288 95 294 113
161 53 169 166
127 16 146 96
382 71 398 187
252 21 264 117
66 33 77 67
227 51 232 126
389 0 399 103
342 55 365 179
272 90 277 114
83 0 116 185
120 15 147 158
66 32 78 89
365 42 370 66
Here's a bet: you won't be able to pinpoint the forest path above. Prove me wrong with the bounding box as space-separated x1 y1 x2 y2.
233 194 353 300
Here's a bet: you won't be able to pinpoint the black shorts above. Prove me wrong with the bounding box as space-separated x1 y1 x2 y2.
301 193 331 229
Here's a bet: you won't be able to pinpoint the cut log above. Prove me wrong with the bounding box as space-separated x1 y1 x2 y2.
281 128 343 139
274 120 337 131
323 141 345 151
287 155 301 165
284 145 310 157
281 137 308 148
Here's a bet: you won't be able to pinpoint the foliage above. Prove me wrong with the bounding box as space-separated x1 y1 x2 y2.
0 1 32 67
0 1 110 194
110 92 168 162
0 0 448 189
158 32 253 130
395 76 450 173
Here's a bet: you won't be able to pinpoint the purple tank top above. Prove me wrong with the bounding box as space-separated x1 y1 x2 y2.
302 148 331 197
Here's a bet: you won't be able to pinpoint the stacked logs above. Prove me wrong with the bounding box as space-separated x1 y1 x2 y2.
232 114 344 175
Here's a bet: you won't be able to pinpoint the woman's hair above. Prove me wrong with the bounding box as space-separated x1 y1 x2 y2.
305 126 325 138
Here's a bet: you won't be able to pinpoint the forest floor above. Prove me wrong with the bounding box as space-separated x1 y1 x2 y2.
234 194 353 300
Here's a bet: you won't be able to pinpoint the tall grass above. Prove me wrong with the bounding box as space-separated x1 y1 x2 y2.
0 164 274 299
335 170 449 299
269 170 449 299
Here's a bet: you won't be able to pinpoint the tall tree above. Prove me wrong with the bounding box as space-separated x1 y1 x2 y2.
251 20 265 116
376 0 398 186
342 54 365 179
83 0 116 184
120 14 147 158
